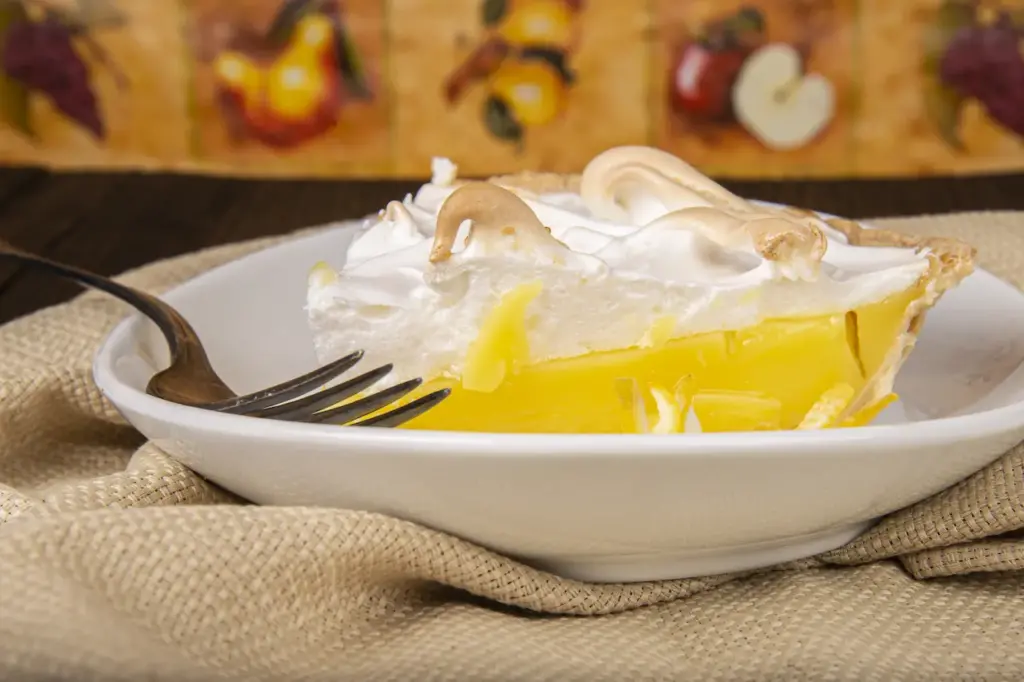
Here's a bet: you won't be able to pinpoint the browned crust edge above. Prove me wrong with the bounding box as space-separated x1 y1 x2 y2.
801 211 977 418
799 211 976 295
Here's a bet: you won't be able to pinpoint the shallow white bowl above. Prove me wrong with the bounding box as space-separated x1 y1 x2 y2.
94 217 1024 583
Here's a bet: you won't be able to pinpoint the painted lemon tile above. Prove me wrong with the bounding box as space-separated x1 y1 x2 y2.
858 0 1024 176
185 0 388 177
0 0 190 169
652 0 856 178
391 0 648 177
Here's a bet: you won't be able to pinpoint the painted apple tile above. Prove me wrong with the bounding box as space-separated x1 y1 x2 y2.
651 0 856 178
0 0 191 170
857 0 1024 176
390 0 647 177
184 0 389 177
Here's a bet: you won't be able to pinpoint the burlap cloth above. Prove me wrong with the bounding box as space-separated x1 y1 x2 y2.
1 212 1023 681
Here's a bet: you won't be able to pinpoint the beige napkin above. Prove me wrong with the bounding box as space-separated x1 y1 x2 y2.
1 212 1022 681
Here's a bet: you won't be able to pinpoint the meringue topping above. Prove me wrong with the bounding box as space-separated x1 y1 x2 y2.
307 146 940 387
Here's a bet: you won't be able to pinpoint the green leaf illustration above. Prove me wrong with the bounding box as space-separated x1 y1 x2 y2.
921 0 977 149
72 0 126 29
922 0 975 69
520 47 576 86
483 95 522 144
332 18 370 99
924 80 966 150
1009 7 1024 30
0 0 33 138
481 0 508 28
265 0 320 46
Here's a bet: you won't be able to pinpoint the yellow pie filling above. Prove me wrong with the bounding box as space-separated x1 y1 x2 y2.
386 280 919 434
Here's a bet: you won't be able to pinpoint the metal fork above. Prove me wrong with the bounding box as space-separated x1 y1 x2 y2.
0 239 449 427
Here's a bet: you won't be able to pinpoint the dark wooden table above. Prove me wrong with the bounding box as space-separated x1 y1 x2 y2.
2 164 1023 325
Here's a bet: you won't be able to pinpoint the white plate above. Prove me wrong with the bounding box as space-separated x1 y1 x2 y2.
93 218 1024 583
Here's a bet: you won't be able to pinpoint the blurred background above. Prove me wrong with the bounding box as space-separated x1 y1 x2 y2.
1 0 1021 180
3 0 1024 326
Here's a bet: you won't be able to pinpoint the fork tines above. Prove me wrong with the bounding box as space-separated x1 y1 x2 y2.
208 350 449 427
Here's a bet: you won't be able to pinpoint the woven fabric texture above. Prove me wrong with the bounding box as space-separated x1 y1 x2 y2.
1 213 1022 681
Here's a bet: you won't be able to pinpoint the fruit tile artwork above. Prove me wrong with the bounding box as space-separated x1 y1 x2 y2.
389 0 647 176
3 0 1024 178
652 0 856 178
857 0 1024 176
184 0 389 176
0 0 191 169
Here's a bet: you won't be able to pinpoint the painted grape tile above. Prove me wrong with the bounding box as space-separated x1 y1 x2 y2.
0 0 191 169
857 0 1024 176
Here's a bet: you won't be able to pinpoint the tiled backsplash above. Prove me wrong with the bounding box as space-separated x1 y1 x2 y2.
0 0 1020 178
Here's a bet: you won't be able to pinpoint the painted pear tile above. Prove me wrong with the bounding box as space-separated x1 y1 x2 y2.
185 0 389 177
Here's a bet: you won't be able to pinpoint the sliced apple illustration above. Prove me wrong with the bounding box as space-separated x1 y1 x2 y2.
731 43 835 151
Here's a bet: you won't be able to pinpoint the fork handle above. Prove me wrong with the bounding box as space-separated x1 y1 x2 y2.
0 238 209 378
1 238 151 307
0 238 178 340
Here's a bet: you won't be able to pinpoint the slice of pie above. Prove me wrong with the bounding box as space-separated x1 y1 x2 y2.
306 147 975 433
